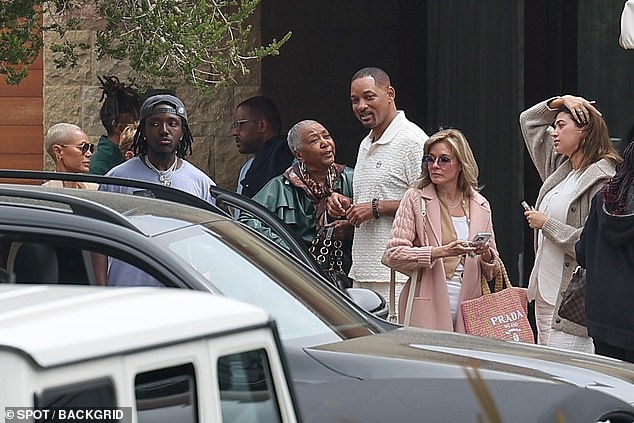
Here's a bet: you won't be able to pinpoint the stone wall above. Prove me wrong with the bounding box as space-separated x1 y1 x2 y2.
42 9 262 190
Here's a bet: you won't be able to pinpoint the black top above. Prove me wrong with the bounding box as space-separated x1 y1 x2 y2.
576 191 634 350
240 134 295 198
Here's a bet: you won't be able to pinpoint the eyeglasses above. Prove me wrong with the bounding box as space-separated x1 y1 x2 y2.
422 155 452 169
60 142 95 155
231 119 258 130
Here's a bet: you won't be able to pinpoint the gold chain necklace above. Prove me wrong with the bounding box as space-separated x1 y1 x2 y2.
440 193 463 209
440 193 470 225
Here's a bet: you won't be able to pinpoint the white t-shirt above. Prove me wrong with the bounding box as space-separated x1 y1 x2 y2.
532 169 584 304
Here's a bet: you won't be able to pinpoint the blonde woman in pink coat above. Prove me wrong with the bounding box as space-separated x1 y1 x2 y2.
385 129 500 331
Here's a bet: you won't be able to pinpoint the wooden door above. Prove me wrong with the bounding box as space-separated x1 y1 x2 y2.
0 53 44 171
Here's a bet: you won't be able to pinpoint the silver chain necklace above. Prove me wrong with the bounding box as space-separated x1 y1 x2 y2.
143 155 178 187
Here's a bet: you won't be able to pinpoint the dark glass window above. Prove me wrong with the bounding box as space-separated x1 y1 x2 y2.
218 349 282 422
135 363 198 423
36 377 116 408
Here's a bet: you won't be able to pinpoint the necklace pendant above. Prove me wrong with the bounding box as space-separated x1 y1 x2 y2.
159 174 167 182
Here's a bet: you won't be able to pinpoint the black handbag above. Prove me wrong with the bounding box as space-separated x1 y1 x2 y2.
309 219 353 291
558 266 586 326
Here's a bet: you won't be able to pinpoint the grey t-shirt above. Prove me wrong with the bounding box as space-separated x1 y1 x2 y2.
101 156 215 202
100 156 215 287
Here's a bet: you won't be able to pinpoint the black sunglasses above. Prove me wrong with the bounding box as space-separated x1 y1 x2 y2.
60 142 96 155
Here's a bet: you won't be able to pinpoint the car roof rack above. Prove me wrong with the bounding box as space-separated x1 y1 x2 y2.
0 186 139 231
0 169 227 217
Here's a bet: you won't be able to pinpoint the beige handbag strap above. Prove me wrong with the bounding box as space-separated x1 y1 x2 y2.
403 268 420 326
480 259 511 295
391 194 426 325
388 268 397 322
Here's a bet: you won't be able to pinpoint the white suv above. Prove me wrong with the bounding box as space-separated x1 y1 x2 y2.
0 285 299 422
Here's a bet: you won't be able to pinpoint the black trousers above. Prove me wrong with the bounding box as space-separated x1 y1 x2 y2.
594 340 634 364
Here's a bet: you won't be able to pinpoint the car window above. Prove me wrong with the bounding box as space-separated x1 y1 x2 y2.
210 186 324 275
0 238 159 287
0 240 96 285
166 229 338 344
218 349 282 423
36 378 116 408
135 363 198 423
158 223 376 344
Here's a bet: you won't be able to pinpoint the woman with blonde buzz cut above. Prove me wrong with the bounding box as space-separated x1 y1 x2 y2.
43 122 98 190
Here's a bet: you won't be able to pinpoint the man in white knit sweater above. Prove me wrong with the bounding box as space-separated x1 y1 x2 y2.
328 67 428 302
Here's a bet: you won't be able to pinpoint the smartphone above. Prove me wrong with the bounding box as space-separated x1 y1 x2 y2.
472 232 492 245
521 201 533 211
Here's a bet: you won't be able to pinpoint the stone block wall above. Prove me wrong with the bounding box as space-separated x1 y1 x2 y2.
42 9 263 190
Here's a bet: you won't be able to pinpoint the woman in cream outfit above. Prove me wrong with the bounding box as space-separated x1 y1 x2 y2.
519 95 620 352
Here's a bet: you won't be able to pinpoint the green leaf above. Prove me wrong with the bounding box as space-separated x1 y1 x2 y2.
1 0 291 91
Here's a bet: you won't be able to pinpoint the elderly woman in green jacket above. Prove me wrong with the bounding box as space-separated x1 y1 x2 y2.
519 95 621 352
251 120 354 273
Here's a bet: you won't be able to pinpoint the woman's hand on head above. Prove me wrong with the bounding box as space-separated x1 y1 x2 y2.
560 95 601 125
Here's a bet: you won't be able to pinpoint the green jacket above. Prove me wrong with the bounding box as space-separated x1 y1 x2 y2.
248 166 354 270
90 135 124 175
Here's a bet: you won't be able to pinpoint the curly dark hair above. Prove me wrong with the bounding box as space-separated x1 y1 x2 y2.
98 75 142 135
603 140 634 215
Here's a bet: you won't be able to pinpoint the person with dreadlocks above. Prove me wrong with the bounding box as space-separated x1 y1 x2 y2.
90 75 141 175
96 94 215 286
576 139 634 363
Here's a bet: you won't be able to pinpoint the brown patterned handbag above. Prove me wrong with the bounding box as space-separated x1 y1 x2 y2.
558 266 586 326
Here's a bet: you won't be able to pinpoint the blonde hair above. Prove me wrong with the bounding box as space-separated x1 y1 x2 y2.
416 128 481 193
44 123 83 160
119 122 139 158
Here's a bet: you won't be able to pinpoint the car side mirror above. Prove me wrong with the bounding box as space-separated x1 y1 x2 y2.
345 288 388 320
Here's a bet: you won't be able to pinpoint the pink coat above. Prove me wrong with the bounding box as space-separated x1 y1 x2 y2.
386 185 499 332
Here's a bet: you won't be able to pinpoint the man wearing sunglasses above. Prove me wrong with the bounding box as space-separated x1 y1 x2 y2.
43 123 98 189
328 67 428 303
232 96 294 198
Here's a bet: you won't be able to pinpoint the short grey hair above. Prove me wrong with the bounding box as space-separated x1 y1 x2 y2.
287 119 319 153
44 123 83 159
